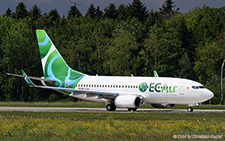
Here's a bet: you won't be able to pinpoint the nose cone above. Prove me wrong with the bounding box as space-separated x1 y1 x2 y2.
203 89 214 101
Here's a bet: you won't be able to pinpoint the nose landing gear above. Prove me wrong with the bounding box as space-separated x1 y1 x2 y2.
187 107 193 112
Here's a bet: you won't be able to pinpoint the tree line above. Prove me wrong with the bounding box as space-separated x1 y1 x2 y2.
0 0 225 104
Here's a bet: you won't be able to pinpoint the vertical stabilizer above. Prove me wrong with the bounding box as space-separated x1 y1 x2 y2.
36 30 85 88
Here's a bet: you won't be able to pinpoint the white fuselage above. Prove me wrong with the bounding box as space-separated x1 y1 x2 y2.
72 75 214 105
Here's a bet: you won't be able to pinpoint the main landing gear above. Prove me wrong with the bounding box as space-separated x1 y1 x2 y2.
187 107 193 112
106 103 116 111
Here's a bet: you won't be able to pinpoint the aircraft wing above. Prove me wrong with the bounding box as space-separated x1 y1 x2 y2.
36 85 118 99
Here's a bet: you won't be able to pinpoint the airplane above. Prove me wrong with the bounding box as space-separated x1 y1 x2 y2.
7 30 214 112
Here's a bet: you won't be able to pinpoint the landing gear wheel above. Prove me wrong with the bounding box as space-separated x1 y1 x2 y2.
187 107 193 112
128 108 137 112
106 104 116 111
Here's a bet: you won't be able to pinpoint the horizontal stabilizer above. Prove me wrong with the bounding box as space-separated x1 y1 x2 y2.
7 73 55 82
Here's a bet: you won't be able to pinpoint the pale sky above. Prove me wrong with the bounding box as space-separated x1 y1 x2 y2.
1 0 225 16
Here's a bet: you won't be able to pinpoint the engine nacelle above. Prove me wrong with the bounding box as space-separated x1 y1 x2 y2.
114 95 141 108
151 104 176 108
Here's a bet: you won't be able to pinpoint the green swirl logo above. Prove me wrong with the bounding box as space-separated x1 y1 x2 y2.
139 82 148 92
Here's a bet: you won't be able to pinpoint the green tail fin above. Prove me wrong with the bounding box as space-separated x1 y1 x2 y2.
36 30 85 88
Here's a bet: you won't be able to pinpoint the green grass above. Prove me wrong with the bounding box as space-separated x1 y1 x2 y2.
1 111 225 121
0 111 225 140
1 102 225 140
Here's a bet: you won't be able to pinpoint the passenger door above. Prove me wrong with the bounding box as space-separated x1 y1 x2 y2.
179 84 184 95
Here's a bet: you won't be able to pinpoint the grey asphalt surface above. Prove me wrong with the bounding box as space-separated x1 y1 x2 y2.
0 107 225 113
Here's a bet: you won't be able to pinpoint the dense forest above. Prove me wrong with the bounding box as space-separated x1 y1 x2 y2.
0 0 224 104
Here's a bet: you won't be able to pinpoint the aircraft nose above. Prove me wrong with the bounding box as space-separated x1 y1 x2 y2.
204 89 214 100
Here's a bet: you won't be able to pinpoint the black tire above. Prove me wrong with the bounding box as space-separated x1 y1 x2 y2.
187 107 193 112
106 104 116 111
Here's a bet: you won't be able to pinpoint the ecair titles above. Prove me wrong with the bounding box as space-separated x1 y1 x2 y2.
139 82 178 93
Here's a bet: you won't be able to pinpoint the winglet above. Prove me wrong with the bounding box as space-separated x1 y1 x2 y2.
21 69 36 87
153 70 159 77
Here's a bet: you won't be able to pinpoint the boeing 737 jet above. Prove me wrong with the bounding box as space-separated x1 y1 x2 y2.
7 30 214 112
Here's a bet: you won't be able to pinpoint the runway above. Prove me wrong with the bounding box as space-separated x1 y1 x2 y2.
0 107 225 113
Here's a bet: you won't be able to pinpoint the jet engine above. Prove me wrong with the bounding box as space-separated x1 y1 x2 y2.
151 104 176 108
114 95 141 108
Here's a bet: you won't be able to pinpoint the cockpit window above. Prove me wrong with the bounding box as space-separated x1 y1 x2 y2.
192 86 205 89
